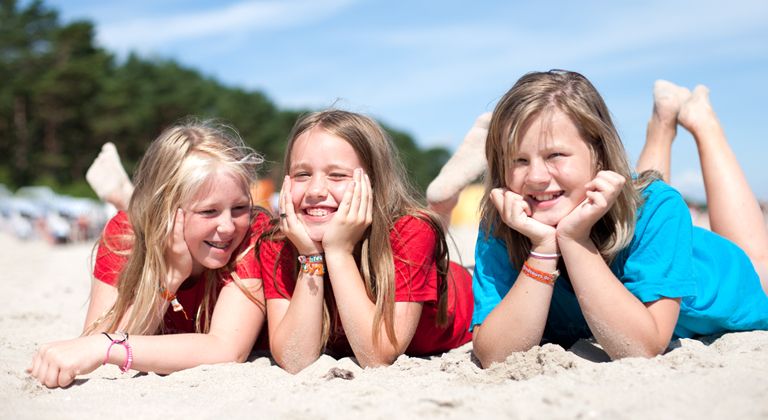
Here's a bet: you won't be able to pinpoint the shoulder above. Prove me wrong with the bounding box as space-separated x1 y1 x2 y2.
251 210 273 234
637 180 690 223
100 211 133 250
393 213 437 234
389 214 441 260
640 180 686 210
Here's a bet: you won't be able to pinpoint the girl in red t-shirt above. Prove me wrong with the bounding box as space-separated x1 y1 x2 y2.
28 121 268 387
258 110 473 373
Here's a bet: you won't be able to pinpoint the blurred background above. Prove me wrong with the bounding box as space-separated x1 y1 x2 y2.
1 0 766 245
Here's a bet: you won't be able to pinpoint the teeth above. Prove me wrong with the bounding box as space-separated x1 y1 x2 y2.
206 241 230 250
532 193 560 201
306 208 331 217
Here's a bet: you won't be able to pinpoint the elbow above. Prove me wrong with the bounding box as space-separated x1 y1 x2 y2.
357 352 398 369
271 346 319 374
472 329 533 369
605 338 668 360
473 343 510 369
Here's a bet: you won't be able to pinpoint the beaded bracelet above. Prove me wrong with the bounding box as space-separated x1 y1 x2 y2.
522 261 559 286
298 254 325 276
102 332 133 373
160 288 190 320
529 251 561 260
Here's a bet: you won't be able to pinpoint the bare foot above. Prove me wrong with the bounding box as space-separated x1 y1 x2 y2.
86 142 134 211
426 112 491 206
678 85 719 139
652 80 691 129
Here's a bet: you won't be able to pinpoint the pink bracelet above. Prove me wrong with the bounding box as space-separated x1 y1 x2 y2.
102 332 133 373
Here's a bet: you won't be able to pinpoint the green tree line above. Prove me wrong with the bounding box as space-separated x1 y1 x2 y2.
0 0 451 198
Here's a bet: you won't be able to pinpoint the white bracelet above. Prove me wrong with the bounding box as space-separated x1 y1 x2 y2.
530 251 561 260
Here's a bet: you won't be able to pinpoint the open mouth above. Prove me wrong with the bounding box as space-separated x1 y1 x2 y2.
303 207 336 218
528 191 564 203
204 240 231 250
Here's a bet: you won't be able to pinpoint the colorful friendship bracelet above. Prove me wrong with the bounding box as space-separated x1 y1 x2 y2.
522 261 559 286
298 254 325 276
102 332 133 373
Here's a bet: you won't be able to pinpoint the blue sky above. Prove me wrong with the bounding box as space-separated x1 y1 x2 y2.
44 0 768 201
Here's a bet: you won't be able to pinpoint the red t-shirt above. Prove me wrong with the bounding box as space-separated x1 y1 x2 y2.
94 211 269 334
259 215 473 356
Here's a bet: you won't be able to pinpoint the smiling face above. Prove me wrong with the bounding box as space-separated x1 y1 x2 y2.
506 109 596 227
289 127 362 242
183 169 251 275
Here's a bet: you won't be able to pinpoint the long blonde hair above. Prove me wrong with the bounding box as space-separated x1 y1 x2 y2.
482 70 654 268
259 110 450 350
90 119 263 335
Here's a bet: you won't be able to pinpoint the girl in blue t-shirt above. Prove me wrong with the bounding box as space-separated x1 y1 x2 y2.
470 70 768 367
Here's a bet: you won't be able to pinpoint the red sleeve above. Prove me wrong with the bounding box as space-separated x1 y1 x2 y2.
258 233 297 300
391 215 438 303
93 211 133 286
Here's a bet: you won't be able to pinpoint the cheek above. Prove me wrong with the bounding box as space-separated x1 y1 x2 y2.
290 184 305 207
330 181 351 202
505 169 522 192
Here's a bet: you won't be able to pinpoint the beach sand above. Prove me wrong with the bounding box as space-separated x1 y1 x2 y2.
2 229 768 420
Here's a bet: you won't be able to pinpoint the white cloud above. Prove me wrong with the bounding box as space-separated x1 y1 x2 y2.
96 0 357 54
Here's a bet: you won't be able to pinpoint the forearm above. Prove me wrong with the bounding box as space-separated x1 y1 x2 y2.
473 271 553 368
269 273 325 373
105 332 250 375
325 251 402 367
560 237 671 358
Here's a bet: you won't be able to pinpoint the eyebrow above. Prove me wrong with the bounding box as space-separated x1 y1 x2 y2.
289 161 354 171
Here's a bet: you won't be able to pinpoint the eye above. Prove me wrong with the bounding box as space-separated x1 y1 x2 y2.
328 172 350 180
232 204 251 216
198 209 219 217
292 172 310 181
512 157 528 165
547 152 565 159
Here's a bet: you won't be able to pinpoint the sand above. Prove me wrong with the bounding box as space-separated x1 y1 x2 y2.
2 229 768 420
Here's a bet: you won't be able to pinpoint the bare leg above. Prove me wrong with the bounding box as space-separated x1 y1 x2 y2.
635 80 691 181
427 112 491 228
678 85 768 292
85 142 134 211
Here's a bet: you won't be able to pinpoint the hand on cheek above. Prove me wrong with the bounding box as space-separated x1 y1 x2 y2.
166 208 193 289
323 168 373 254
490 188 557 251
279 175 323 255
557 170 626 242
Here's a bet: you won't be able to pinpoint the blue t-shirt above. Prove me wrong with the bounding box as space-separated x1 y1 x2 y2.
471 181 768 347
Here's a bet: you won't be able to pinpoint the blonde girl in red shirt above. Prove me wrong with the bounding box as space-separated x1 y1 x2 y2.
28 121 268 387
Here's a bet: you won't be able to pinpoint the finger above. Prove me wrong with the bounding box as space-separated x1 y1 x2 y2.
346 169 362 219
585 190 607 209
58 369 75 388
43 362 59 388
362 173 373 223
340 180 356 219
489 188 505 212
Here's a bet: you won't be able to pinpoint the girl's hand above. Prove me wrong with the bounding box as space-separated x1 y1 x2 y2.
557 170 626 242
490 188 557 252
322 169 373 254
165 208 192 290
27 335 106 388
279 175 323 255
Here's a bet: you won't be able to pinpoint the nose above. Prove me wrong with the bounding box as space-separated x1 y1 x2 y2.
306 175 328 199
526 158 551 186
216 212 236 235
